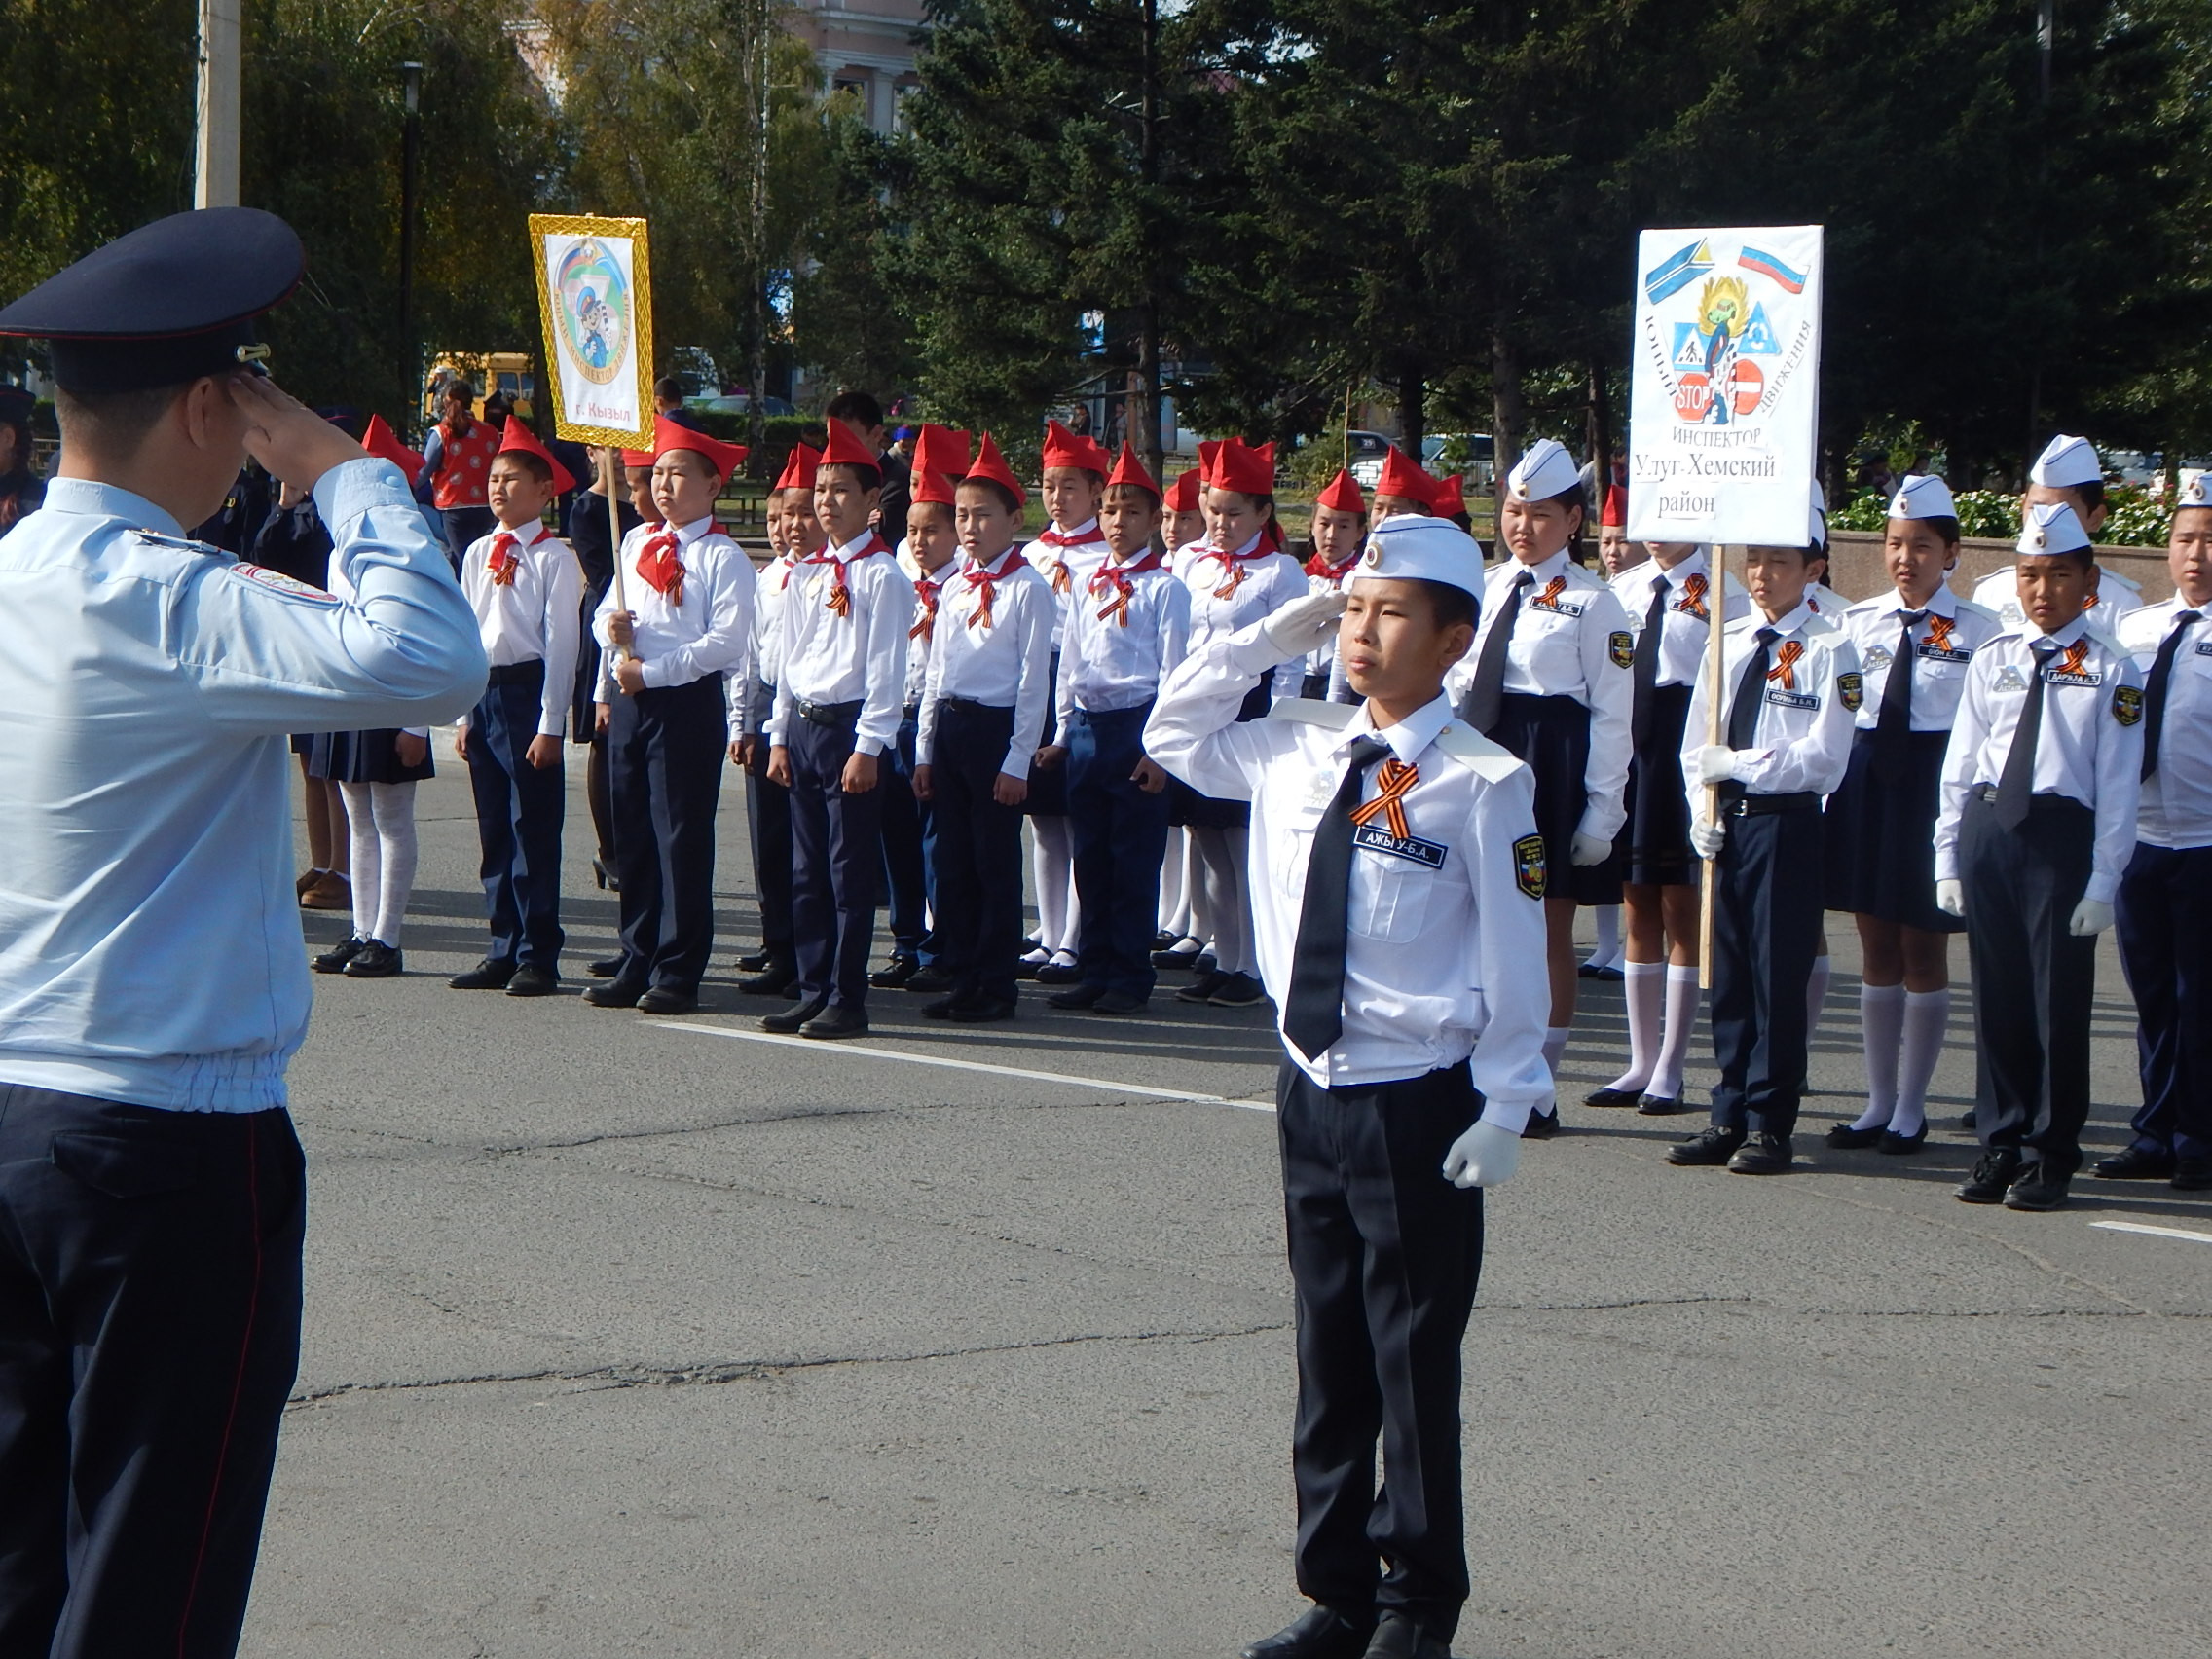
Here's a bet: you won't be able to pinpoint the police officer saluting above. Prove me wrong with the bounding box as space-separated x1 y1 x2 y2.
0 209 486 1656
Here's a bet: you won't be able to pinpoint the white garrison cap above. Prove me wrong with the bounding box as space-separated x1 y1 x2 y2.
1889 474 1957 520
1355 513 1485 599
1504 437 1580 502
2178 472 2210 509
2031 434 2101 489
2017 500 2090 556
1811 477 1828 512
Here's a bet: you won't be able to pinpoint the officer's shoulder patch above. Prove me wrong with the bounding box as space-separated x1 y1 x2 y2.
1837 670 1864 713
1512 832 1548 901
229 563 340 604
1435 722 1529 783
1268 697 1358 729
2113 683 2144 726
1607 629 1635 670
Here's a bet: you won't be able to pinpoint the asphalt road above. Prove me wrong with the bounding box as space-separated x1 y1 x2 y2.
243 743 2212 1659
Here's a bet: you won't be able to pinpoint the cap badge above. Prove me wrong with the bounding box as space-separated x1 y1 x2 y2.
1360 540 1382 568
2028 530 2046 549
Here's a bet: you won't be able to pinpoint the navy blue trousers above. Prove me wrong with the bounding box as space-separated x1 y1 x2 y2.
744 713 794 961
879 709 938 963
926 702 1024 1006
465 662 566 969
1708 800 1824 1137
2116 841 2212 1160
1067 704 1169 1000
788 713 885 1010
608 674 726 993
0 1088 304 1659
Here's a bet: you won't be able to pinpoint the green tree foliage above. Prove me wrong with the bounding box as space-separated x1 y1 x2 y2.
789 100 924 399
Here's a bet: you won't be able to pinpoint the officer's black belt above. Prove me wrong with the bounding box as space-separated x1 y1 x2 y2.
1723 791 1820 817
796 697 865 727
903 701 922 719
485 659 545 686
939 696 1014 715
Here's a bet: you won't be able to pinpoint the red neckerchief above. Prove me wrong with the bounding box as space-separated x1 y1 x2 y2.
1675 571 1710 621
1037 522 1098 548
805 533 889 619
1089 549 1165 626
964 547 1021 630
1305 548 1359 583
637 526 686 606
909 569 950 641
487 524 550 587
1207 535 1272 600
1347 759 1419 839
1766 639 1806 691
770 550 801 593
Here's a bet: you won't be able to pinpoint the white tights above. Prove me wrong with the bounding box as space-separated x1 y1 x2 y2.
1029 816 1081 956
338 780 419 947
1189 826 1253 976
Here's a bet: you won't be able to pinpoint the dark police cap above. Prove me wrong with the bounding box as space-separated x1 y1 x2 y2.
0 207 303 394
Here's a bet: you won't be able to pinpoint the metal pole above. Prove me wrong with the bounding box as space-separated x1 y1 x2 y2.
398 62 424 426
2026 1 2053 469
193 0 241 208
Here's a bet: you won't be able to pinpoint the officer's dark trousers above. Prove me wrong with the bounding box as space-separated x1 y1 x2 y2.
879 708 938 963
1708 795 1823 1137
789 706 885 1010
0 1088 304 1659
2116 841 2212 1161
466 661 566 969
745 694 794 965
1067 704 1168 1000
608 674 725 992
926 702 1022 1006
1277 1060 1484 1640
1960 793 2097 1174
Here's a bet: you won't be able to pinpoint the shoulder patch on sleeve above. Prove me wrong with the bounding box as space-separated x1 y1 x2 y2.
1607 629 1635 670
1512 832 1548 900
2113 683 2143 726
1837 670 1864 713
228 563 341 604
1435 721 1530 783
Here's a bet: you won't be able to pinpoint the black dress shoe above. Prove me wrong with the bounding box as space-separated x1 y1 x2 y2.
312 935 368 974
1240 1604 1375 1659
2092 1145 2175 1181
761 997 827 1034
869 954 920 989
738 961 799 997
1151 928 1177 951
2003 1161 2071 1211
1014 955 1046 980
1825 1123 1884 1150
904 964 960 995
1667 1125 1745 1165
922 991 969 1019
1876 1124 1928 1155
1176 970 1229 1004
1521 1107 1560 1140
587 954 627 979
2174 1157 2212 1192
1209 971 1268 1008
1956 1147 2023 1204
1093 990 1149 1015
1191 950 1218 977
1637 1093 1687 1116
449 958 517 990
800 1004 869 1040
584 977 646 1009
1361 1611 1451 1659
1151 941 1202 971
1960 1107 1977 1130
342 940 402 977
1047 983 1106 1010
505 963 561 997
948 997 1017 1023
1728 1131 1793 1174
1583 1086 1642 1108
1579 962 1625 982
1034 959 1081 985
637 985 699 1015
735 948 773 973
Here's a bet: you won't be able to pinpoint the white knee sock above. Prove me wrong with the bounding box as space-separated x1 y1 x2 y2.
1893 989 1950 1137
1588 904 1622 971
1192 829 1243 974
1650 965 1702 1101
368 781 418 946
1604 961 1664 1092
1159 827 1186 934
1806 954 1831 1034
1853 982 1906 1131
1030 819 1074 952
339 782 379 940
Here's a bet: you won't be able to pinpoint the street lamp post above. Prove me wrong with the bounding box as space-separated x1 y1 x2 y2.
398 60 424 427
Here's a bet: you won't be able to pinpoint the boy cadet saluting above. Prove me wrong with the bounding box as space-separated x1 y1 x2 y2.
1147 513 1549 1659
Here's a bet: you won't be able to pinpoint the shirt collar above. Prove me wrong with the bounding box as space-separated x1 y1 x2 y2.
968 544 1022 577
1055 517 1099 540
1213 531 1264 561
1877 582 1956 619
2030 613 2090 649
1657 548 1708 588
1756 599 1818 636
42 477 182 537
671 515 717 545
830 529 880 560
1339 694 1454 768
1502 547 1571 585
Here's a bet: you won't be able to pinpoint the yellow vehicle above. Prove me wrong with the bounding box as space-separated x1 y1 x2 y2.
423 353 535 424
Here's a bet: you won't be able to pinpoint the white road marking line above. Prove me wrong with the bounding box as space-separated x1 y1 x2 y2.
656 1022 1277 1113
2091 1220 2212 1246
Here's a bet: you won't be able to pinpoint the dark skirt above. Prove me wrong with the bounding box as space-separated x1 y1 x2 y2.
305 728 435 787
1623 683 1698 888
1823 727 1962 932
1167 681 1272 830
1023 653 1071 817
1489 692 1616 905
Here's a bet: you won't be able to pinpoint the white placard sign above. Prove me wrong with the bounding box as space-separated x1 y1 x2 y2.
529 214 654 448
1626 225 1823 546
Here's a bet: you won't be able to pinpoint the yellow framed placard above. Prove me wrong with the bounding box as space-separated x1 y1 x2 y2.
528 213 655 447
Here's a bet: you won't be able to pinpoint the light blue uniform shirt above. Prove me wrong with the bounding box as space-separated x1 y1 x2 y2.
0 457 488 1112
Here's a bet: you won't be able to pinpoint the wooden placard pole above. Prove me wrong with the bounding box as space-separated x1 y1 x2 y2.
1697 543 1733 990
601 446 631 623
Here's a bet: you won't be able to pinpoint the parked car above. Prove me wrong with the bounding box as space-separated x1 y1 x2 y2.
1344 429 1398 488
1425 433 1496 491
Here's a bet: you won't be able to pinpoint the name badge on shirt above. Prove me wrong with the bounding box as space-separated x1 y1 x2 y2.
2195 640 2212 657
1531 593 1587 616
1764 687 1820 710
1917 643 1973 663
2044 665 2103 687
1353 823 1447 869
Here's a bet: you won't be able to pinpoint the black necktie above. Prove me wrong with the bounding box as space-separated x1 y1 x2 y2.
1283 738 1390 1061
1457 569 1531 733
1629 576 1670 748
1992 640 2057 830
1872 609 1926 782
1717 627 1776 806
2141 609 2201 780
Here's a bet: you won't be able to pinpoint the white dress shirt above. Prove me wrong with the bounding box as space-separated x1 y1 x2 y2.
914 545 1054 777
591 515 755 695
1972 565 2143 634
1836 581 2004 732
457 522 582 737
2119 598 2212 849
1606 549 1750 688
903 561 958 708
1181 535 1309 703
1023 519 1111 628
1445 549 1636 843
1934 615 2144 902
731 550 799 740
1056 553 1192 739
1682 601 1862 829
769 532 911 756
1145 627 1552 1125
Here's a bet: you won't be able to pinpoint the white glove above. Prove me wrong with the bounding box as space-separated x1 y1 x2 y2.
1569 831 1612 866
1694 745 1743 786
1261 588 1349 664
1690 817 1726 859
1935 879 1966 917
2069 898 2114 936
1442 1120 1522 1189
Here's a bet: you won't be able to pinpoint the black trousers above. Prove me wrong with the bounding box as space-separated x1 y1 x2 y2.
745 710 794 962
788 712 886 1010
1960 793 2098 1173
0 1088 304 1659
1067 704 1169 999
608 674 726 992
1277 1060 1485 1640
926 702 1024 1005
1708 799 1824 1137
466 661 566 968
879 709 938 961
2116 841 2212 1161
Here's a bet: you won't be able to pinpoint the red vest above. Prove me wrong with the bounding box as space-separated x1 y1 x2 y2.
432 418 501 510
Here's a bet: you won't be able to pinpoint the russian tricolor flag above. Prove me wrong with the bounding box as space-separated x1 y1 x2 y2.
1736 245 1807 294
